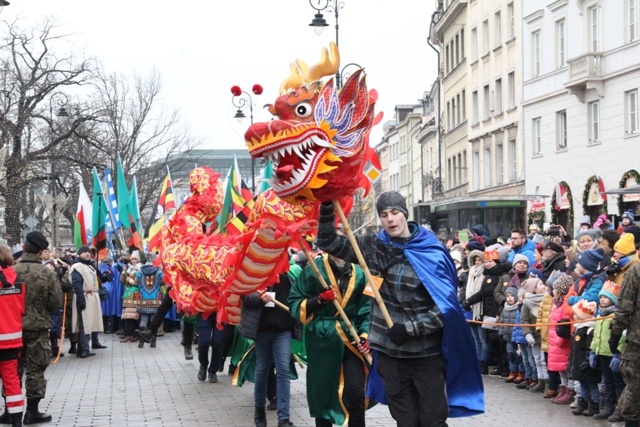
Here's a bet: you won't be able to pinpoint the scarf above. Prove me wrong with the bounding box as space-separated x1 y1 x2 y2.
502 301 518 313
523 292 545 318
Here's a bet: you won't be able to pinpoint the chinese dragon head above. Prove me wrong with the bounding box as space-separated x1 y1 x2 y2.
244 42 382 204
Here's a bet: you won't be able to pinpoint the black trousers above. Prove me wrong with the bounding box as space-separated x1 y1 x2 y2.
148 291 174 332
316 349 366 427
377 352 448 427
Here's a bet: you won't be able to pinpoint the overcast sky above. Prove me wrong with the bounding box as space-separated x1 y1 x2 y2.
3 0 438 151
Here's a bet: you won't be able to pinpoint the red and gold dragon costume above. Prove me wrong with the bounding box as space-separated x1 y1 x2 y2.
157 42 381 326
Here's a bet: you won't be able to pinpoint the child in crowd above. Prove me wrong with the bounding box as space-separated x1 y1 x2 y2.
537 271 561 398
520 277 549 393
513 280 537 389
590 280 626 422
498 287 523 383
547 274 574 404
569 300 601 416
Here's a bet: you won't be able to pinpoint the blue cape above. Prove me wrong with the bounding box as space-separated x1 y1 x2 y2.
367 224 485 418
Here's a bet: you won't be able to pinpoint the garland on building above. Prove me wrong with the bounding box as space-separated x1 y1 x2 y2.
551 181 574 233
582 175 608 216
618 169 640 214
527 210 545 227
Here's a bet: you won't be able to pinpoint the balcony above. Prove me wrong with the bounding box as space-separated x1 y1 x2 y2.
564 52 603 102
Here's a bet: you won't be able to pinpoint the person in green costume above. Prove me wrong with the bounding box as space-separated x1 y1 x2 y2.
289 236 372 427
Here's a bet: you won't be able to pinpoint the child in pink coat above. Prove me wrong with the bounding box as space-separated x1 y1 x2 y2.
547 274 574 404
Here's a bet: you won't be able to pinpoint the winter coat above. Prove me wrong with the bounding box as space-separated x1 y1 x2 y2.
69 259 104 334
511 307 527 345
563 272 606 319
467 262 511 319
494 270 522 310
547 300 571 372
612 262 640 361
507 239 536 267
498 302 518 342
521 292 545 344
536 292 554 352
612 253 639 286
541 253 567 284
569 323 601 383
465 250 485 321
591 308 627 357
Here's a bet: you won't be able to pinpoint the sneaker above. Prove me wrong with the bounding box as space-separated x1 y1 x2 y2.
198 366 206 382
208 372 218 383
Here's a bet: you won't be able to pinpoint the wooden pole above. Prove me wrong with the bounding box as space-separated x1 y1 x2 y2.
257 290 289 312
332 200 394 327
300 241 372 365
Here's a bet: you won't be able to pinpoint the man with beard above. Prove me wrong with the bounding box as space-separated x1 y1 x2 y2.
507 229 536 267
540 241 567 284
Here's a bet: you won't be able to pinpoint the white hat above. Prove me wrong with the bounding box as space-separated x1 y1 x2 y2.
450 250 462 264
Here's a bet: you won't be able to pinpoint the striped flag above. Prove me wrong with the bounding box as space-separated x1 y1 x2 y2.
597 177 606 202
217 157 250 233
104 167 121 229
73 181 92 250
146 171 175 251
91 168 109 259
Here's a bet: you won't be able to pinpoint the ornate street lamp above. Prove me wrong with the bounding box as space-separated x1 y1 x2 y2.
308 0 344 87
49 92 69 248
230 84 263 193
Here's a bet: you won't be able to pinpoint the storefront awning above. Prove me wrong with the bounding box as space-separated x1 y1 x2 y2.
600 186 640 195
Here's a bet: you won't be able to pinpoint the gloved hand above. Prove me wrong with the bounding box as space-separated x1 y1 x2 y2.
388 323 410 346
525 333 535 347
609 333 622 355
77 300 86 311
461 300 471 312
589 351 597 369
610 354 622 373
352 338 370 356
318 288 336 304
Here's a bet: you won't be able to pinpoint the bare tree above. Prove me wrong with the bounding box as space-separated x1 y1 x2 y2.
0 18 95 246
348 188 377 235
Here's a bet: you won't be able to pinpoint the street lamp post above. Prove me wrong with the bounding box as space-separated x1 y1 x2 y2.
230 84 263 193
49 92 69 248
308 0 345 88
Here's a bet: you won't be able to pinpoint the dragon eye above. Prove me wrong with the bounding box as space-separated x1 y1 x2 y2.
294 102 313 118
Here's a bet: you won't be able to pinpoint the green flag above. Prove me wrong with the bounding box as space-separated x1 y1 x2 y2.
116 155 131 230
130 176 142 232
91 168 109 259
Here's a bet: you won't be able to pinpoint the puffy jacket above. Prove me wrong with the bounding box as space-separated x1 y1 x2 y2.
498 303 518 342
511 307 527 345
563 272 606 318
536 292 554 352
547 301 571 372
507 239 536 267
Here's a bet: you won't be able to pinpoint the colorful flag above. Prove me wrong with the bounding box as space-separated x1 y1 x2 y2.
597 177 606 202
104 167 121 229
116 155 131 230
554 181 563 211
91 168 109 259
217 157 249 233
73 180 92 250
256 160 274 194
130 176 142 232
146 171 175 251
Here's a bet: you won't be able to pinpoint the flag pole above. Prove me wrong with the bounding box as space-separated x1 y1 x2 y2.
332 200 394 328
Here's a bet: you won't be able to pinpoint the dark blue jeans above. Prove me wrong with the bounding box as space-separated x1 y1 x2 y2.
197 314 225 374
254 330 292 423
598 354 626 407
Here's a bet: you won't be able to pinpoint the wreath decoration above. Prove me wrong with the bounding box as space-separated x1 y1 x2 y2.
527 210 545 227
618 169 640 214
582 175 607 216
551 181 574 233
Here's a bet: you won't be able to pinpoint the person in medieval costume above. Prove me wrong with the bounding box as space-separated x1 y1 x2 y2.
135 253 164 348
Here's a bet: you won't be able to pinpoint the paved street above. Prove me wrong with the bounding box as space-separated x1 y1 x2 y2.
42 331 623 427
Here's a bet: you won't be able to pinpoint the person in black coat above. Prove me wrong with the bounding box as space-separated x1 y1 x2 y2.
540 241 567 284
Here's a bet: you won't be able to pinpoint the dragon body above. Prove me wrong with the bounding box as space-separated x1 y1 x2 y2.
157 43 380 326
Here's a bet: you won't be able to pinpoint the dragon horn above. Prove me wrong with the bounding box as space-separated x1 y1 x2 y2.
305 41 340 84
279 59 308 94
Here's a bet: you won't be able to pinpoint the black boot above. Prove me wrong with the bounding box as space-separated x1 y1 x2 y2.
572 397 588 416
68 341 77 355
183 346 193 360
479 361 488 375
0 405 10 424
135 328 156 343
583 399 600 416
150 333 157 348
23 398 52 425
254 405 267 427
10 413 22 427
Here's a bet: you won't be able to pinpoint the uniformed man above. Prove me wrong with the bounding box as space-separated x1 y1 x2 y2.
14 232 63 425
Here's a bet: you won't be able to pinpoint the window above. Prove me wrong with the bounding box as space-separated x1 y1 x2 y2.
462 150 468 183
532 117 542 155
532 30 541 77
472 90 479 124
460 28 465 58
461 90 466 122
472 150 480 191
484 145 492 188
589 101 600 142
455 93 461 125
448 158 453 189
445 45 450 74
452 97 457 127
589 6 599 51
452 156 457 187
496 143 504 185
457 153 462 186
508 139 517 181
471 28 478 61
507 71 515 109
483 20 490 54
483 85 490 120
507 2 515 39
455 33 460 65
556 110 567 149
447 101 451 130
556 19 566 68
495 78 503 114
626 89 639 134
630 0 638 42
494 11 502 47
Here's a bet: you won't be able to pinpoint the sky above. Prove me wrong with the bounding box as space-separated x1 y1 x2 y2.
2 0 438 151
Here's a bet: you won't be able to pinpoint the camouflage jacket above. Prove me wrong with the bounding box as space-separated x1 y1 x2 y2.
612 261 640 360
14 253 63 331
